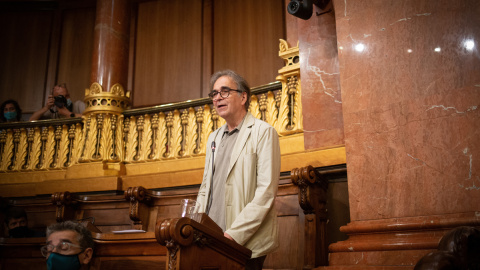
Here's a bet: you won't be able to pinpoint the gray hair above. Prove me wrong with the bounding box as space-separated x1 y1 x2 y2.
46 221 94 250
210 70 251 110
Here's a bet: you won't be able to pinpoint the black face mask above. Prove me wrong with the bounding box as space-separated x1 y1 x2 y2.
9 226 34 238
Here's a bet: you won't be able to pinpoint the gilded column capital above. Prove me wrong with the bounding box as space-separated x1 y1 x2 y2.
84 83 131 114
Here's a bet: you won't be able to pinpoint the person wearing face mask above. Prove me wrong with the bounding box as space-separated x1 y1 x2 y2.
41 221 94 270
0 99 22 123
4 206 45 238
29 83 85 121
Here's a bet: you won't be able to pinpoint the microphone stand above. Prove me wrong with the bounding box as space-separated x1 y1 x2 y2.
206 141 215 214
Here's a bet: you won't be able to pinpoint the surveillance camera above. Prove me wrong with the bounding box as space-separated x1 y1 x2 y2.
287 0 313 20
287 0 330 20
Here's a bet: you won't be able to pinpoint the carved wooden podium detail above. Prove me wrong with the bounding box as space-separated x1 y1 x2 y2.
291 165 329 267
156 214 251 270
51 191 76 222
125 186 152 230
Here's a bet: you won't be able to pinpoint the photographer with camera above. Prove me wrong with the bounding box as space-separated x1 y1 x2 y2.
29 83 85 121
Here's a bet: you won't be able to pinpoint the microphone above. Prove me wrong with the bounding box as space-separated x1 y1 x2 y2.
206 141 215 215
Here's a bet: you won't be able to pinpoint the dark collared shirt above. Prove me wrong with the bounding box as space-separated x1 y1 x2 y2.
208 118 245 231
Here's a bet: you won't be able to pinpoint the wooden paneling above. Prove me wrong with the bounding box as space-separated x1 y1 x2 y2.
212 0 285 90
133 0 203 107
56 7 96 104
0 10 53 114
1 0 286 112
132 0 286 107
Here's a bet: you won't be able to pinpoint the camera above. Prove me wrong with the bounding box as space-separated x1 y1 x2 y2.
54 95 68 108
287 0 330 20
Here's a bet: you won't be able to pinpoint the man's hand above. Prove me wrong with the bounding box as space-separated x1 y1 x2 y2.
224 232 236 243
57 106 72 117
45 95 55 109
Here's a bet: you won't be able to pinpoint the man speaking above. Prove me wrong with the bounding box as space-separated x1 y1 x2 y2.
196 70 281 270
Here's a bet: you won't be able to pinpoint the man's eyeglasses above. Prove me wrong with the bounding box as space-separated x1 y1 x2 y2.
40 241 83 257
208 87 242 100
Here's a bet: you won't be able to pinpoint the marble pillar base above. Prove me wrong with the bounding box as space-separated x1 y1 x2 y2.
327 212 480 268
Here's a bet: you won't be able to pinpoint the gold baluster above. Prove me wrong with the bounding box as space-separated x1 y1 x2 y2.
171 110 182 158
0 129 13 171
125 116 138 162
185 107 197 157
154 112 167 160
163 112 173 158
139 114 153 161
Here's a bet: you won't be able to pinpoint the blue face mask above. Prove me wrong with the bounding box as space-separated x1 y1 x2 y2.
46 252 81 270
66 99 73 107
4 111 17 121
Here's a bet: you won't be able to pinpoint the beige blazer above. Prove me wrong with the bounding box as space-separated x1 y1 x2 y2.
196 112 281 258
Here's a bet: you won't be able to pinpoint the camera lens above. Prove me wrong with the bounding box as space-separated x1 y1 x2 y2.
54 95 67 108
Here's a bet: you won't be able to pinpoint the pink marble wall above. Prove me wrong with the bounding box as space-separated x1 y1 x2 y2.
333 0 480 221
291 1 345 150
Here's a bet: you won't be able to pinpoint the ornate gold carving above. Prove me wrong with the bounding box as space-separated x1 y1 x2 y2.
50 125 62 168
275 39 303 136
154 112 167 160
133 115 144 161
279 39 288 53
179 110 188 157
113 115 124 161
185 107 197 157
125 116 138 162
278 39 300 71
0 130 13 171
79 114 98 162
266 91 278 127
250 94 261 120
96 113 109 161
171 110 182 158
140 114 153 161
84 83 131 114
13 128 27 171
71 123 83 164
44 126 55 169
194 107 204 155
163 112 174 158
197 105 212 155
29 127 42 170
57 125 69 168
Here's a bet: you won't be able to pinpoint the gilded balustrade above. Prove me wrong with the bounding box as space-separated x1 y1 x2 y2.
0 39 302 172
0 119 83 172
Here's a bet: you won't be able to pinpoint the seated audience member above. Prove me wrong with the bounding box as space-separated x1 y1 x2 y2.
29 83 85 121
4 206 45 238
0 99 22 123
41 221 94 270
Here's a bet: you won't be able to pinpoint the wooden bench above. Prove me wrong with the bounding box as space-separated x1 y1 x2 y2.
1 165 343 269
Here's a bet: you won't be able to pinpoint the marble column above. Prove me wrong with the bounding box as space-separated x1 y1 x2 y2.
296 0 345 150
76 0 131 167
90 0 130 91
325 0 480 268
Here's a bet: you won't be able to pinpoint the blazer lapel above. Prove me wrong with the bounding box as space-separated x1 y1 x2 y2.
226 113 255 177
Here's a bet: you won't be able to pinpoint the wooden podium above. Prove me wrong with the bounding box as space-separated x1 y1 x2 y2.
156 213 252 270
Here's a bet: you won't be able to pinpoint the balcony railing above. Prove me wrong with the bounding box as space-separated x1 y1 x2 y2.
0 39 302 173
